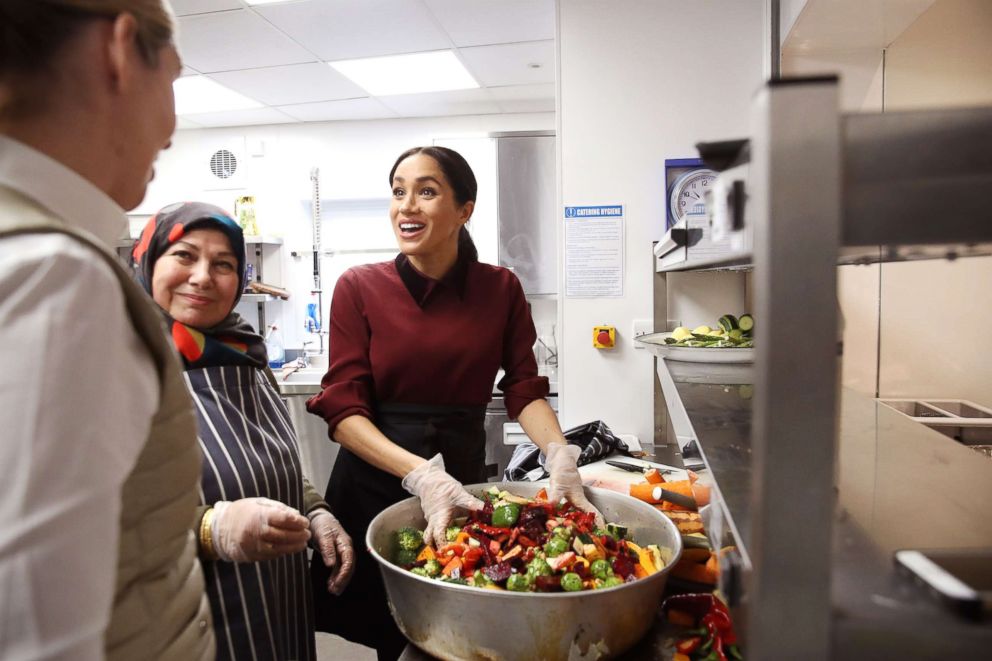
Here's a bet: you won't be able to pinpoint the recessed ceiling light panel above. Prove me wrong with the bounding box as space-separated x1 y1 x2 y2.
173 76 263 115
329 51 479 96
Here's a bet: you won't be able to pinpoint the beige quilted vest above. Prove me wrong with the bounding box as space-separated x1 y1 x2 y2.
0 186 214 660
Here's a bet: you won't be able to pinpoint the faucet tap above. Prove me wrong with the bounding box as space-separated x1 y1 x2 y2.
301 340 315 367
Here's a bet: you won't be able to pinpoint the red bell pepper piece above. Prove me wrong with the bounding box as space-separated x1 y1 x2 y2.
461 547 485 574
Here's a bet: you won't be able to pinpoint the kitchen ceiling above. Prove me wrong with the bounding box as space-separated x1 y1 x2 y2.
171 0 556 128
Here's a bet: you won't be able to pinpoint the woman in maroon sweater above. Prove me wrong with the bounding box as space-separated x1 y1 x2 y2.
306 146 600 659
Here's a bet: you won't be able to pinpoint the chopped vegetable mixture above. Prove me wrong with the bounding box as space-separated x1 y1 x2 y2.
392 487 673 592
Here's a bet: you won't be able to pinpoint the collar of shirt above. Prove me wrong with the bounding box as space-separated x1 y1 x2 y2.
0 135 128 248
394 252 471 307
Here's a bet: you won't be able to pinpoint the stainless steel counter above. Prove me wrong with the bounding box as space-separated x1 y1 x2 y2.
661 358 992 658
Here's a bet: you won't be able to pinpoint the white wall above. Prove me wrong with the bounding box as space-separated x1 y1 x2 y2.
556 1 765 443
140 112 554 348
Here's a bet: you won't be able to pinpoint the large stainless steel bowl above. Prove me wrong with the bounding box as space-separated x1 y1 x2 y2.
367 482 683 661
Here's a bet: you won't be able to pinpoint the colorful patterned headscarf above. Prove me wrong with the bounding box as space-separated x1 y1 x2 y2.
133 202 268 370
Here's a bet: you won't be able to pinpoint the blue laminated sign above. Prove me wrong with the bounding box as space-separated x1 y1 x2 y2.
564 205 623 218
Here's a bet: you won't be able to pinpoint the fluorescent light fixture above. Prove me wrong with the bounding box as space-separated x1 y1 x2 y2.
173 76 263 115
329 51 479 96
244 0 298 5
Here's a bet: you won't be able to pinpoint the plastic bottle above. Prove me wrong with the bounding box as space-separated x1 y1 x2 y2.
265 324 285 368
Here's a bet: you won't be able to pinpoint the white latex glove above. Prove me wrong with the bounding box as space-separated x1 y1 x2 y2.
309 509 355 595
401 454 484 549
211 497 311 563
546 443 606 528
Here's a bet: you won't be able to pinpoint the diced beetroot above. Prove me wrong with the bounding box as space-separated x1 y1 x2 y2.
612 552 636 579
573 562 591 579
517 505 548 529
482 562 513 584
534 575 563 592
602 535 618 552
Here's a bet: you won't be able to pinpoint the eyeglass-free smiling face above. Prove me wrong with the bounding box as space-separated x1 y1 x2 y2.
390 153 474 277
151 228 240 329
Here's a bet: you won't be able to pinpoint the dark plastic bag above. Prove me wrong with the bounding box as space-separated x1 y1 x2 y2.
503 420 631 481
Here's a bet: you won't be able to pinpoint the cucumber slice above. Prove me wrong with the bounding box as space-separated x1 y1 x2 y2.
718 314 739 332
738 314 754 332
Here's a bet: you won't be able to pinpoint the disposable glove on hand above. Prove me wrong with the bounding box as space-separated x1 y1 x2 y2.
546 443 606 528
402 453 484 549
211 497 311 563
309 509 355 595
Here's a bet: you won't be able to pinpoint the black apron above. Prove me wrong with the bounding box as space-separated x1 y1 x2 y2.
311 402 487 661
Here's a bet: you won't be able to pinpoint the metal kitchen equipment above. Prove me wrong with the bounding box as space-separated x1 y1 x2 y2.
650 77 992 659
494 131 557 296
367 482 683 661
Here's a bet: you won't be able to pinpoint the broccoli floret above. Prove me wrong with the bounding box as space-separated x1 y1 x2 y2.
422 559 442 577
395 548 419 567
445 526 462 543
440 576 469 585
470 572 494 588
396 527 424 551
409 567 431 577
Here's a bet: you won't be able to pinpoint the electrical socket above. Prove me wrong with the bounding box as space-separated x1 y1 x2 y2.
632 319 654 348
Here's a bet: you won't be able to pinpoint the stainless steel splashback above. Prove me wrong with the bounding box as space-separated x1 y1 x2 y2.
495 132 557 296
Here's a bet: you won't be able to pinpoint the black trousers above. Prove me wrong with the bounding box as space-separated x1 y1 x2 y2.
311 403 487 661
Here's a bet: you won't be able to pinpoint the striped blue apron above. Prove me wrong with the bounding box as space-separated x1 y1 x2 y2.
184 365 315 661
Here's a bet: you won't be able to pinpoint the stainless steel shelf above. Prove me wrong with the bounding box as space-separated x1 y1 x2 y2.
240 293 275 303
657 358 992 658
245 235 283 245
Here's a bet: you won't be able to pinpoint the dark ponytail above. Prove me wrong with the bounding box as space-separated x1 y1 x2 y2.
458 226 478 262
390 145 479 263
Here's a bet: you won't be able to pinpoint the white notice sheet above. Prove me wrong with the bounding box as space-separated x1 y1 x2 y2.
564 204 624 298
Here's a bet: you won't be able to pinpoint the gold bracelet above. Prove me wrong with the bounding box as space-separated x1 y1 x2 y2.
199 508 218 560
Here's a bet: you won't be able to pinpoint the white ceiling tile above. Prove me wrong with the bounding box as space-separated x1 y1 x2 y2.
256 0 451 60
177 9 316 72
488 83 555 113
277 98 398 122
424 0 555 47
209 63 367 105
170 0 242 16
459 40 554 87
182 107 299 127
377 89 500 118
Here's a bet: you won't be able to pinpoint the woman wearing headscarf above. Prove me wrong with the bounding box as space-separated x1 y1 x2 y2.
133 201 354 661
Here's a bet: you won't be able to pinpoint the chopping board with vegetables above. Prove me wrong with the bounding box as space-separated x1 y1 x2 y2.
636 313 755 364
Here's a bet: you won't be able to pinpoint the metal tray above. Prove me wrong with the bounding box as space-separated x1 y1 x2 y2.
636 331 754 364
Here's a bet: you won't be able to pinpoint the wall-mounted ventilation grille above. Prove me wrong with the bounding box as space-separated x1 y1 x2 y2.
209 149 238 179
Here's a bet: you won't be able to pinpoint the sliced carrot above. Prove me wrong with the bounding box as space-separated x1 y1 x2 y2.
674 654 692 661
454 531 471 545
666 609 696 627
629 482 661 503
441 556 462 577
705 552 720 581
535 487 548 501
657 480 695 511
415 546 436 563
671 558 717 585
644 468 665 484
691 483 711 507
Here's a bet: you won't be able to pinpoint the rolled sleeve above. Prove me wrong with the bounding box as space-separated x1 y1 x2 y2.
305 271 375 436
498 274 549 419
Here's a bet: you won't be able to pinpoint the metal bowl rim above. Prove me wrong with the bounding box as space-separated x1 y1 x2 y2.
366 483 684 597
